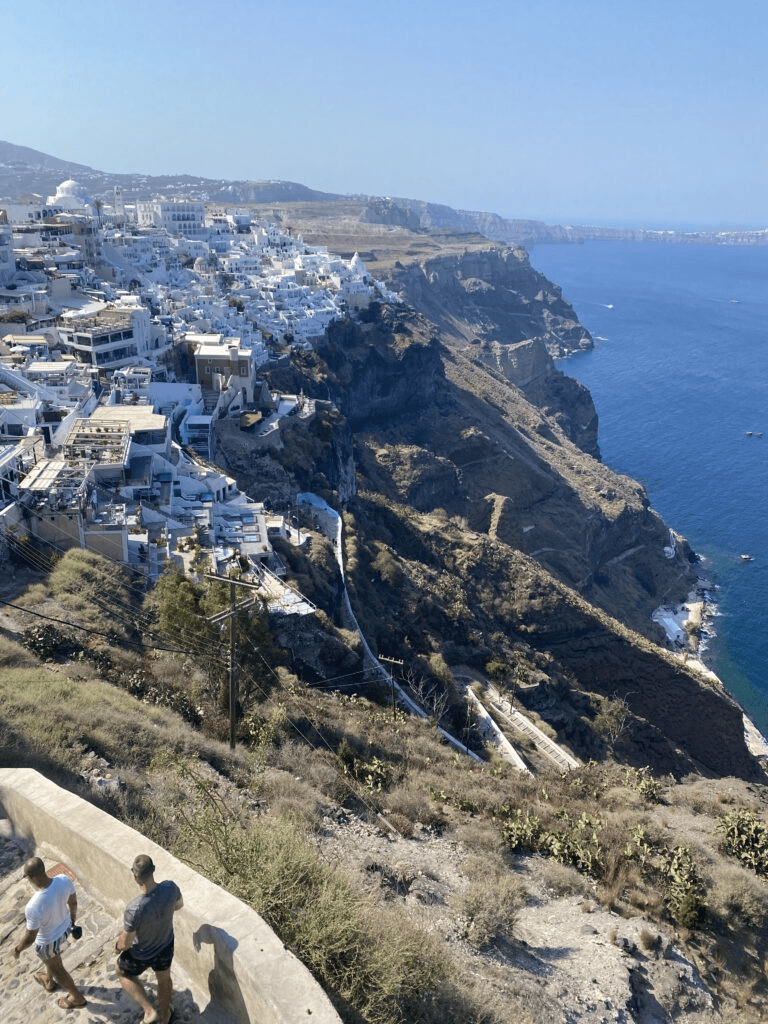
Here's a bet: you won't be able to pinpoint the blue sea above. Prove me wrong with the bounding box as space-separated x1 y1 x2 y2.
529 242 768 736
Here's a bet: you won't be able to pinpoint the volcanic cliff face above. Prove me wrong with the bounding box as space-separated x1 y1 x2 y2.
312 305 696 640
387 247 599 457
213 235 756 781
310 308 752 779
391 246 593 357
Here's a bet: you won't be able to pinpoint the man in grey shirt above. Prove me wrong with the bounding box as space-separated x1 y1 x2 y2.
116 854 183 1024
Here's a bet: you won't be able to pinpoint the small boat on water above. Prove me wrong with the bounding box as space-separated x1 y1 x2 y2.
740 554 754 562
746 431 753 436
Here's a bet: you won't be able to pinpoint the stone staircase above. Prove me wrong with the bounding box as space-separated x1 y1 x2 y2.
487 687 581 771
0 834 222 1024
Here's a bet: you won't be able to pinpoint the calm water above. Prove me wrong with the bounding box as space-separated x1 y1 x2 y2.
529 242 768 735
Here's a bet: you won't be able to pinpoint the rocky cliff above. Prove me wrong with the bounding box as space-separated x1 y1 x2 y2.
314 305 695 631
389 246 593 357
216 289 756 780
386 246 598 455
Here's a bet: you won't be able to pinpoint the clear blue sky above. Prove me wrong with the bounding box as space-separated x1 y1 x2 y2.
4 0 767 227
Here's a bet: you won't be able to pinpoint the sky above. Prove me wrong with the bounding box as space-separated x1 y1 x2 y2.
3 0 767 227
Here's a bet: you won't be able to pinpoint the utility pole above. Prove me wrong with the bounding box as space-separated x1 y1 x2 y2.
203 572 263 750
228 578 236 750
380 656 404 722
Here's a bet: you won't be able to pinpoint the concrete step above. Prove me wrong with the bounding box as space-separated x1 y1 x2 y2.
0 837 226 1024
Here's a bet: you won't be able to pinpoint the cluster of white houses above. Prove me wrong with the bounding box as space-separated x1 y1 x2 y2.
0 179 393 584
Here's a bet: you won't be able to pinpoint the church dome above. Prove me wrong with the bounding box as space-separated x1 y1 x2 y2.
58 179 87 197
47 179 93 209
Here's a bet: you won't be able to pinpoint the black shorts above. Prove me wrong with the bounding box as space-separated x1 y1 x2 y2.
118 939 174 976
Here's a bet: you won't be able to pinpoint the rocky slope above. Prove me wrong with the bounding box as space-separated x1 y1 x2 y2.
216 284 756 782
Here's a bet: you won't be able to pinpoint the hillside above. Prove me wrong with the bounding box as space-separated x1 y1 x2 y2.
2 551 768 1024
207 211 755 783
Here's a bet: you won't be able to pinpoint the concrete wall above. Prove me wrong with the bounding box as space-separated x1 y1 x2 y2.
0 769 341 1024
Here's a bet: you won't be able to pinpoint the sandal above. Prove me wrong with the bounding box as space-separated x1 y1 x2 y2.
34 971 59 992
57 994 87 1009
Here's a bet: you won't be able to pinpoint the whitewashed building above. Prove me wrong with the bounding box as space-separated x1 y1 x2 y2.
137 199 206 238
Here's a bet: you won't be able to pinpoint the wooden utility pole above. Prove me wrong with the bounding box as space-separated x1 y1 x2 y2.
380 656 404 722
228 578 236 750
203 573 263 750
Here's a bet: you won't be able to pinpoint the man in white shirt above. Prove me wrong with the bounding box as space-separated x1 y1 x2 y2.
13 856 87 1010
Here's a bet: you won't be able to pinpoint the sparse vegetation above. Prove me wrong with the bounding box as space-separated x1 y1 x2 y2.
4 537 768 1020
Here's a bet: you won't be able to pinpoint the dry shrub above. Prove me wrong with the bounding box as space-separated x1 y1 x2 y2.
269 737 310 772
386 812 415 838
260 769 324 827
639 927 658 950
446 769 506 817
452 818 506 856
666 777 760 818
459 857 528 949
304 755 351 803
0 633 36 669
604 864 641 913
598 852 665 920
601 785 646 811
538 858 594 899
385 776 443 827
708 862 768 930
15 582 49 607
150 652 207 694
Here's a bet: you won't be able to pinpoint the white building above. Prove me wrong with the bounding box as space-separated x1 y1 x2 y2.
57 298 166 369
45 179 95 215
137 199 207 238
0 212 15 287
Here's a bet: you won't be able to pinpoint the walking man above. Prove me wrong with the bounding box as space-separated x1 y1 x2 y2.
116 854 183 1024
13 856 87 1010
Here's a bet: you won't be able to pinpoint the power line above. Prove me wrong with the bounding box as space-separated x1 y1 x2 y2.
3 519 404 832
3 529 232 662
0 595 191 655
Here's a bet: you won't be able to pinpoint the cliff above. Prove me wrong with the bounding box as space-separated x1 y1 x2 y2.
215 292 756 781
390 246 593 357
386 246 598 455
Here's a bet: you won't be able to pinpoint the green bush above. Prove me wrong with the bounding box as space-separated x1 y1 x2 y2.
662 845 706 928
716 809 768 876
624 765 661 804
500 809 604 877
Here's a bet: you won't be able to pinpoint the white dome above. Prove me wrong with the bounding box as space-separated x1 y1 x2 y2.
47 179 93 209
58 179 88 197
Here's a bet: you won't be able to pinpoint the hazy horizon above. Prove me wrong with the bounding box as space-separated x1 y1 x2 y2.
4 0 766 228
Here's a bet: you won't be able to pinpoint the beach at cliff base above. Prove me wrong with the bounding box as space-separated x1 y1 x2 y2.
653 589 768 764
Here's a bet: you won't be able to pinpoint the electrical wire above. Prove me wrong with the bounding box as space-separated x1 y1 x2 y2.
4 526 232 661
236 645 404 831
4 509 405 830
0 595 191 655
